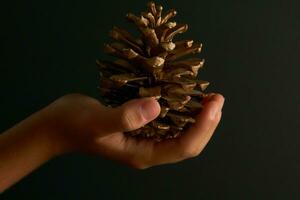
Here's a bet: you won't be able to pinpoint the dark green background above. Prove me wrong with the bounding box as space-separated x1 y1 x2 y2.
1 0 300 199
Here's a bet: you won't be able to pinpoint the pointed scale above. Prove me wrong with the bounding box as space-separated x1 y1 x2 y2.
139 86 161 99
155 4 163 26
159 106 170 118
141 12 156 28
160 24 188 42
104 44 166 74
167 58 205 76
160 9 177 25
110 27 144 55
163 84 205 97
162 78 210 91
167 112 196 127
167 43 202 61
110 73 148 87
163 96 191 111
126 13 149 28
147 2 157 17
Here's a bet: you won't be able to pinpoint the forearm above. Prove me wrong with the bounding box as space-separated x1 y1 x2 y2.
0 109 58 193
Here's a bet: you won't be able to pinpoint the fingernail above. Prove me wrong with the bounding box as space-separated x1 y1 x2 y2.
220 96 225 111
221 97 225 110
140 98 160 121
209 96 225 119
209 103 220 120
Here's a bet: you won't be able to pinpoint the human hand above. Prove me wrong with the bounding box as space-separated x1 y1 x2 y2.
43 93 224 169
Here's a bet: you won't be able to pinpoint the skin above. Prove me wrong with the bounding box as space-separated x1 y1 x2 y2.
0 93 224 193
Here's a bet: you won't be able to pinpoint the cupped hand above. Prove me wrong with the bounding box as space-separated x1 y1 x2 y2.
44 93 224 169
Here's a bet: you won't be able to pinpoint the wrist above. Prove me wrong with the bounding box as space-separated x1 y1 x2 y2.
39 101 85 157
36 107 71 158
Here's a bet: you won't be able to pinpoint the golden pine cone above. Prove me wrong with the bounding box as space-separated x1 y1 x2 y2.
97 2 209 141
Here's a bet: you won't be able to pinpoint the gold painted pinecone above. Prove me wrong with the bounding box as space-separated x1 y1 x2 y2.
97 2 209 141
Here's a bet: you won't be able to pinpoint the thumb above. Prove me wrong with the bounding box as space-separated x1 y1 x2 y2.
103 97 161 133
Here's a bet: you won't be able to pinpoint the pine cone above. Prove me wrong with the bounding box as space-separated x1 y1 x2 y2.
97 2 209 141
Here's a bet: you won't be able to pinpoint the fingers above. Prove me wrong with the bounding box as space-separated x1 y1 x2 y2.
100 97 161 133
179 94 224 153
148 93 224 166
92 94 224 169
